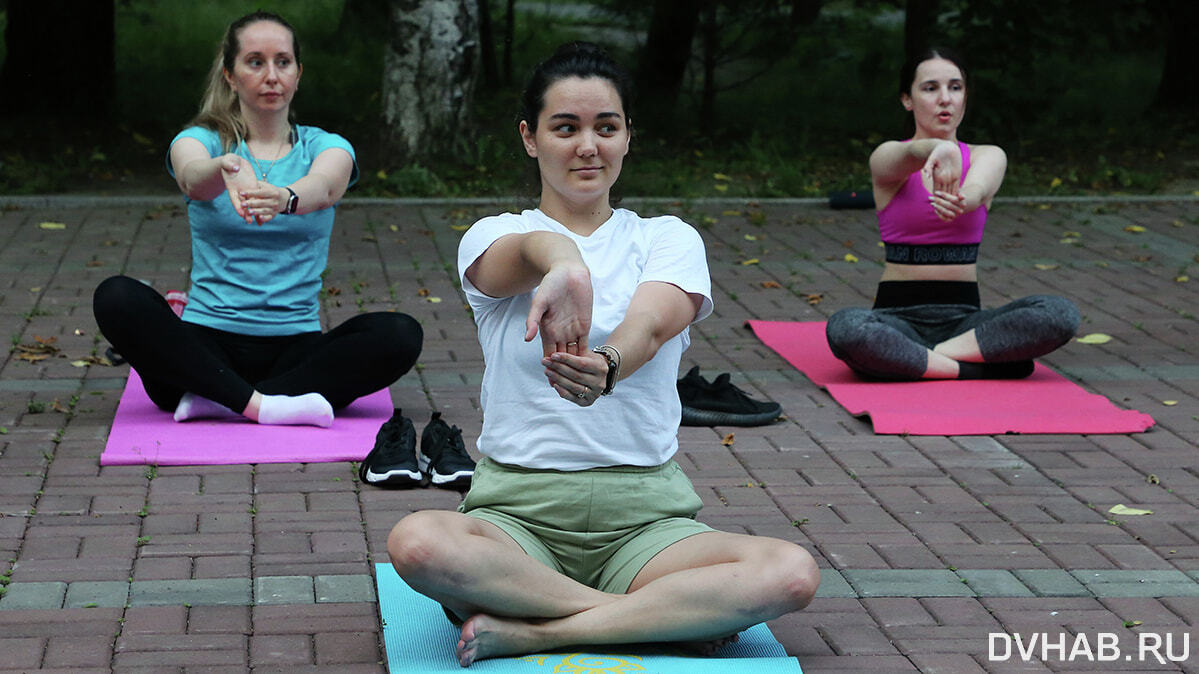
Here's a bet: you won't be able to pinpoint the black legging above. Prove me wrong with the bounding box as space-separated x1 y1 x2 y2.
93 275 422 413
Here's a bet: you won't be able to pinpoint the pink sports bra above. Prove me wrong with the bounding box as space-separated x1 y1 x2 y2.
876 140 986 265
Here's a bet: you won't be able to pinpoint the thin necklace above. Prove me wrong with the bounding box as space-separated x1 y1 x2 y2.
244 128 291 180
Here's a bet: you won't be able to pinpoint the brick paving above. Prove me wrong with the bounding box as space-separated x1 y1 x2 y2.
0 194 1196 671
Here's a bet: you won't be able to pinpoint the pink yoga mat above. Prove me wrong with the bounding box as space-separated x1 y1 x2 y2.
100 369 394 466
747 320 1155 435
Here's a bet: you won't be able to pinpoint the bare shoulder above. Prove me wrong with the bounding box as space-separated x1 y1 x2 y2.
967 143 1007 165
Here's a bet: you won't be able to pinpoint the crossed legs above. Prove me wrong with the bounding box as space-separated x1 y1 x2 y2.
387 510 819 667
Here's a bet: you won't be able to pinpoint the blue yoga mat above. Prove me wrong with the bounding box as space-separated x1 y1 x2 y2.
375 563 802 672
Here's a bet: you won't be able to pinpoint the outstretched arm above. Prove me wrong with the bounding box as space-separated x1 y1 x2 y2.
236 147 355 225
540 280 702 406
465 231 593 357
929 144 1007 220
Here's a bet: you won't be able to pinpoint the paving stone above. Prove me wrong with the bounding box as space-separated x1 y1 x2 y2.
1070 569 1199 597
815 569 856 598
0 580 67 609
256 575 315 605
843 570 976 598
129 578 252 606
1012 569 1093 597
64 580 130 608
958 570 1035 597
315 574 376 603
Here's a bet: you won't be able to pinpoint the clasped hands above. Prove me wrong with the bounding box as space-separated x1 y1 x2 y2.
921 141 967 222
220 153 290 226
525 265 608 407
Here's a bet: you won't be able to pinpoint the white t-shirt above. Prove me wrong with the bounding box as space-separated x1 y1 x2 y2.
458 208 713 470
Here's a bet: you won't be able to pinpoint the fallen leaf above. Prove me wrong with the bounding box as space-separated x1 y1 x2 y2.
450 224 470 231
73 329 84 336
426 297 442 303
1034 263 1059 270
713 172 731 181
361 235 377 242
325 287 341 296
1037 204 1052 210
39 222 67 230
1146 474 1159 484
713 184 729 193
85 260 105 267
132 132 154 146
389 225 398 232
417 288 430 297
29 287 41 293
740 258 759 266
744 234 757 241
1124 225 1146 233
723 210 742 216
1176 276 1189 283
1131 255 1152 262
844 253 858 263
1059 237 1080 244
1108 504 1153 516
1062 231 1081 238
16 352 49 363
1171 219 1184 228
760 281 781 289
1076 333 1112 344
376 169 388 180
1049 177 1062 188
721 433 735 446
1162 400 1178 406
51 399 69 413
806 293 824 305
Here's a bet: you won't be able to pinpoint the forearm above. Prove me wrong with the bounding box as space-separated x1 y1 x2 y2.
283 171 344 215
601 284 700 380
177 157 229 201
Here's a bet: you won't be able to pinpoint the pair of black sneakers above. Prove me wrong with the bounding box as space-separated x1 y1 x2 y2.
359 409 476 490
677 366 783 427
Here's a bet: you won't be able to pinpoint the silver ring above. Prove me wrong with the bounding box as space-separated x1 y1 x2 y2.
576 390 587 399
566 341 578 346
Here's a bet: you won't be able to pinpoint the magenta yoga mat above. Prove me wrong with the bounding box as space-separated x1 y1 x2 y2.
747 320 1155 435
100 369 393 466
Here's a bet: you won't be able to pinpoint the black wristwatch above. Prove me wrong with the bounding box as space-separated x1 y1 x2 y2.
281 186 299 215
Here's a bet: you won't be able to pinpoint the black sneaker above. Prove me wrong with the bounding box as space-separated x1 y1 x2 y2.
419 412 475 490
678 366 782 427
358 408 422 488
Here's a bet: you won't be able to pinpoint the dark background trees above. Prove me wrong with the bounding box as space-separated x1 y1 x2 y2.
0 0 1193 196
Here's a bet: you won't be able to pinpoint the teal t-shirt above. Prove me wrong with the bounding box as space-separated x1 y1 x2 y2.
167 125 358 336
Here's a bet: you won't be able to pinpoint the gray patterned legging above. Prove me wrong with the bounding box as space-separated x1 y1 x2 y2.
825 292 1080 381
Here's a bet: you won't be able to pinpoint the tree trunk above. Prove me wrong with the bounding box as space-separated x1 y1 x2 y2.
698 2 719 131
1153 0 1198 110
637 0 700 130
382 0 480 164
477 0 498 88
0 0 115 116
503 0 516 84
903 0 938 64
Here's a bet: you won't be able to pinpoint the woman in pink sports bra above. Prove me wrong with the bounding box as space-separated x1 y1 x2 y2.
825 48 1079 380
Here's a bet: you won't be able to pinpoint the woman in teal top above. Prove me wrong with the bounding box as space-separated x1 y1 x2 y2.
93 10 421 427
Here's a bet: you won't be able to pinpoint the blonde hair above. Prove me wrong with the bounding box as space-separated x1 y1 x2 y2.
188 11 300 152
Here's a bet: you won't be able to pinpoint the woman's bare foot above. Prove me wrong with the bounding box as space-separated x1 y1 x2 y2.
457 614 546 667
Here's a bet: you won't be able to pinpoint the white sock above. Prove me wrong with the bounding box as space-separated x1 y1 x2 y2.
256 392 334 428
174 392 239 422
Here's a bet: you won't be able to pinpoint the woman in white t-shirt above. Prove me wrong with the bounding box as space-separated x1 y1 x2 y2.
387 42 819 667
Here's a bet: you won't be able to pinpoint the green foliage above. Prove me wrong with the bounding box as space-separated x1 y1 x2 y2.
0 1 1194 196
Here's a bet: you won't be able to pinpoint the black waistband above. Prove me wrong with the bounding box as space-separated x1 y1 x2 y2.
884 243 979 265
873 281 980 309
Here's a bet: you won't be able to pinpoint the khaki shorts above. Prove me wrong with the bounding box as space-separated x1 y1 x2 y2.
460 457 713 594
